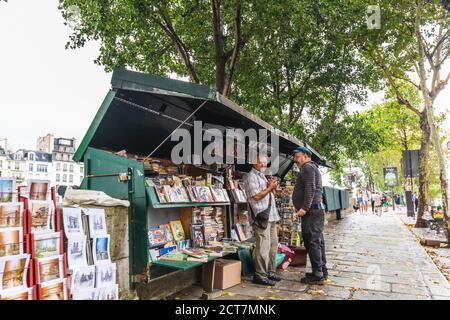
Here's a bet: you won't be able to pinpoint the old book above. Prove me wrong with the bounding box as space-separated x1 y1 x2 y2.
169 220 185 241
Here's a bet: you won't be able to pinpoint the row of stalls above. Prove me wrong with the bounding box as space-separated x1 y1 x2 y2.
72 68 349 299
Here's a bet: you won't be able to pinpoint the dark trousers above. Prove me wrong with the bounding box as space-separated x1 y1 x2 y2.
301 209 327 277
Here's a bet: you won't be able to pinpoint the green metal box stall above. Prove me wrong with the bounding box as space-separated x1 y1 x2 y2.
73 68 330 291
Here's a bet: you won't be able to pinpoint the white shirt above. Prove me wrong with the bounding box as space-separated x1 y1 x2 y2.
243 168 280 222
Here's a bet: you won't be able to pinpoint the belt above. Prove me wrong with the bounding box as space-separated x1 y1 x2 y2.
310 203 325 210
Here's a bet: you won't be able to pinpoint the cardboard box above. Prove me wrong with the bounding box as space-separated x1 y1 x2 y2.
214 259 241 290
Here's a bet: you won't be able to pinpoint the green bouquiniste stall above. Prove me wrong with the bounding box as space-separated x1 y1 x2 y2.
72 68 347 297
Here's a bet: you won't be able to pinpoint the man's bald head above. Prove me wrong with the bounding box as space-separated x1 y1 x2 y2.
253 154 268 172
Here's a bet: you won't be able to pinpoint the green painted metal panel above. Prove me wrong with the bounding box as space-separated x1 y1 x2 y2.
83 147 148 277
152 259 203 271
333 188 341 210
339 190 350 209
73 90 116 162
323 186 340 211
112 68 216 100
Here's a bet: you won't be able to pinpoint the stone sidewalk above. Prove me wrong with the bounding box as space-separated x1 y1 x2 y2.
170 211 450 300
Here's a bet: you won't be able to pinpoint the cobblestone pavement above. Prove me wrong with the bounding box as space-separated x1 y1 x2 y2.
171 211 450 300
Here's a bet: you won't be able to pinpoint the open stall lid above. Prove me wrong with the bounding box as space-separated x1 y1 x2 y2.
74 69 331 176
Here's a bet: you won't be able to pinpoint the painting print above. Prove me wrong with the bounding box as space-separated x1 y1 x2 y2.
34 232 61 259
95 263 116 288
0 254 30 291
63 208 83 236
93 235 110 264
67 234 87 270
88 208 107 238
0 227 23 257
0 178 16 202
97 284 118 300
28 179 50 201
72 288 98 300
30 201 54 234
41 278 67 300
37 255 64 284
0 287 33 300
0 202 23 228
71 265 96 290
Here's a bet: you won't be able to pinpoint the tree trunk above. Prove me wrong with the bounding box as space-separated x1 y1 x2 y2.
415 110 431 228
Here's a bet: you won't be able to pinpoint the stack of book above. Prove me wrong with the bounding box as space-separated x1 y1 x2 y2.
215 207 225 241
201 207 217 244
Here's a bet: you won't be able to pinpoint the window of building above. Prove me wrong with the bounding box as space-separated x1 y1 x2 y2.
29 164 33 172
14 153 22 160
0 160 3 168
63 164 67 172
70 164 74 172
69 175 73 183
37 165 48 173
80 166 84 173
15 162 20 170
28 153 35 161
56 174 60 182
57 163 61 171
63 174 67 182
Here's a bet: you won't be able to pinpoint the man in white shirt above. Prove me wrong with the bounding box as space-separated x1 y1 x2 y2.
243 155 281 286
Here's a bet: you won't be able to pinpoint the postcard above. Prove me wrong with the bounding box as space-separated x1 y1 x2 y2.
28 179 50 201
67 234 87 270
97 284 118 300
71 265 96 291
169 220 185 241
0 287 33 300
0 227 23 257
87 208 107 238
95 263 116 288
37 255 64 284
0 178 16 203
72 288 98 300
154 186 167 203
0 202 23 228
29 200 54 234
0 254 30 292
63 207 84 236
33 232 61 259
93 234 111 264
40 278 67 300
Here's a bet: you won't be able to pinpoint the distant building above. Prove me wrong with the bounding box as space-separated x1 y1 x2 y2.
0 134 84 202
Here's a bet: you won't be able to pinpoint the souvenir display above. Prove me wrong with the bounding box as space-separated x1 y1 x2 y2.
0 178 16 202
29 201 54 234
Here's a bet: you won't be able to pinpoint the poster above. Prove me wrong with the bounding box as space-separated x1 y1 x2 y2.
0 202 23 228
87 208 107 238
28 180 50 201
33 232 61 259
29 201 54 234
0 227 23 257
0 254 30 291
37 255 64 284
93 235 111 264
0 178 16 203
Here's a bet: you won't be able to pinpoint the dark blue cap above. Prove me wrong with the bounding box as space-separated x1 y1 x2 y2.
292 146 312 157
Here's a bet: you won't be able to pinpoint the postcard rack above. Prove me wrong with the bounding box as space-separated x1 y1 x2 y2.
18 185 70 300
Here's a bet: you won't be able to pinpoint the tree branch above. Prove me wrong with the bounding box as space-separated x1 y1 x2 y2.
223 0 243 97
152 8 200 83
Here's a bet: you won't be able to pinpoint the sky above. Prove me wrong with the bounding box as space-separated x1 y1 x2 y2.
0 0 449 153
0 0 111 151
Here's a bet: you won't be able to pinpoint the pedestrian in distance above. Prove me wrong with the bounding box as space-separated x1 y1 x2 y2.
291 146 328 285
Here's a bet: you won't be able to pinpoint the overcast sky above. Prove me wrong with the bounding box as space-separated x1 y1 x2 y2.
0 1 448 153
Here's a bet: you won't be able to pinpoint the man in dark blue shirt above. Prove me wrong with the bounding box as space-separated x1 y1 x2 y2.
291 146 327 285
